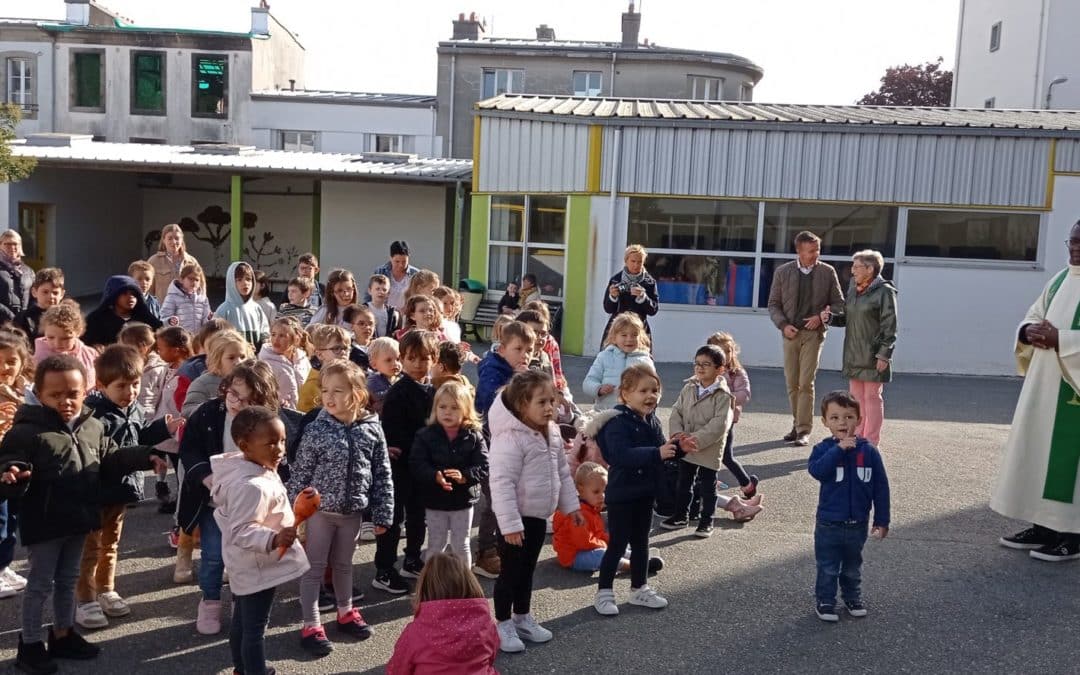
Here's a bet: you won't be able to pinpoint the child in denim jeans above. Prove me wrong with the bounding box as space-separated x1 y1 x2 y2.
807 390 890 622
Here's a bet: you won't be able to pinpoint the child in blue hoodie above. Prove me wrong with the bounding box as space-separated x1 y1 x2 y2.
214 261 270 351
82 275 163 348
807 390 890 623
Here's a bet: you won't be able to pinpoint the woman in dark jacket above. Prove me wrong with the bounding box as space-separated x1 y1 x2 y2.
601 244 659 347
826 249 898 446
0 230 36 325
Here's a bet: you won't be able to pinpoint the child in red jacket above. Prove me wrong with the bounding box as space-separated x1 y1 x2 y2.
553 462 663 574
386 552 498 675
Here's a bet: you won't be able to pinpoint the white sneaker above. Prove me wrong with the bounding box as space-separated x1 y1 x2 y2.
97 591 131 617
0 577 17 599
359 521 376 541
497 619 525 653
1 567 27 591
628 585 668 609
513 613 553 643
75 601 109 628
545 517 554 535
594 588 619 616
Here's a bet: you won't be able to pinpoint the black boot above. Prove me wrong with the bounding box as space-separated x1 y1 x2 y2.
16 635 57 674
47 627 100 660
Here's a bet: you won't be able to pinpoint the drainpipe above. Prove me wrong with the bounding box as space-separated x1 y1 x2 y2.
609 52 617 95
448 50 456 158
430 104 438 157
51 35 58 131
1033 0 1048 108
607 127 623 277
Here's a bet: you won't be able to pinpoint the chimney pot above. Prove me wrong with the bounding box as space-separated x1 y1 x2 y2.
452 11 483 40
289 79 296 91
535 23 555 41
621 4 641 47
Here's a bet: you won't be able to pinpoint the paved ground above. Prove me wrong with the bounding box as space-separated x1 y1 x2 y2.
1 356 1070 675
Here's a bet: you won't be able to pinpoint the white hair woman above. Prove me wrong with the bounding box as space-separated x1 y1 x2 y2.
0 230 36 324
147 223 200 303
601 244 659 347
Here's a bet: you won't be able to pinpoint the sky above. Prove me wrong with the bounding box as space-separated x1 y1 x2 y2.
1 0 961 103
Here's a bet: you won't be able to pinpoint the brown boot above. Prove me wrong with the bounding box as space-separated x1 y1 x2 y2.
471 548 501 579
174 535 194 584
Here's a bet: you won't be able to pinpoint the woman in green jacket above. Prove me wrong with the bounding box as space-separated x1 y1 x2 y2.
827 250 897 445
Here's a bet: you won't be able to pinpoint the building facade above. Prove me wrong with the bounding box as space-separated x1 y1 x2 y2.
436 6 763 158
470 94 1080 376
952 0 1080 109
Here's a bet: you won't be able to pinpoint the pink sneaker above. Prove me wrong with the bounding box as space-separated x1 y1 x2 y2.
724 497 763 522
196 599 222 635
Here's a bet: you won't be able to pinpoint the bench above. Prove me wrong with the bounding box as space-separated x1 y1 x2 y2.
460 299 501 342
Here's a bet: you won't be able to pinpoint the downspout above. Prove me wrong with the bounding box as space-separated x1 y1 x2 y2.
50 32 58 131
430 104 438 157
607 127 623 277
950 0 965 106
448 50 456 158
609 51 617 95
1033 0 1048 108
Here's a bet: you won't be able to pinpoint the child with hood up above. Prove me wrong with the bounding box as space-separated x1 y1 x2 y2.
214 262 270 351
82 275 162 348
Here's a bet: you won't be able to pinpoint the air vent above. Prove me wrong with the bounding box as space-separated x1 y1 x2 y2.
25 133 95 148
354 152 417 164
190 144 258 156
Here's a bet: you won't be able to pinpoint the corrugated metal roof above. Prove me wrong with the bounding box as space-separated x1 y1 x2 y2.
476 95 1080 132
251 90 437 107
10 139 472 182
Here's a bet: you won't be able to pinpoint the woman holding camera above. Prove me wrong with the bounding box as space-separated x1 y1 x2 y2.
601 244 659 347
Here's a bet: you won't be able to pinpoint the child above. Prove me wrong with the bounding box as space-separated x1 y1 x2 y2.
523 300 569 392
161 262 213 335
476 321 535 418
488 370 581 652
119 321 160 416
0 328 32 600
34 304 99 386
410 381 488 566
366 336 400 416
394 294 445 341
662 345 763 538
297 253 324 309
83 275 163 347
488 314 515 348
212 406 309 675
364 274 402 339
432 286 462 343
172 318 231 416
807 390 890 622
403 270 441 306
146 326 192 512
279 276 317 326
253 270 276 326
553 462 663 574
518 273 540 305
583 312 653 412
386 553 498 675
310 269 357 328
181 331 253 419
343 304 375 370
128 260 161 321
259 316 313 410
518 309 555 379
706 331 757 493
432 341 470 392
15 267 64 343
0 355 166 672
214 261 270 351
590 363 697 617
497 282 519 316
374 330 438 593
289 360 394 655
178 360 300 635
76 345 181 629
298 324 351 413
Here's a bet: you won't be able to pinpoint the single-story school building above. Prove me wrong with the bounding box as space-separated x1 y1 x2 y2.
4 135 471 298
470 95 1080 376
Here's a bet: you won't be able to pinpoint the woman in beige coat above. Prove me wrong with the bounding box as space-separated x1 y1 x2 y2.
147 223 200 303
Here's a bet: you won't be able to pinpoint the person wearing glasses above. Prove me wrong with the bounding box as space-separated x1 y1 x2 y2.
180 332 254 419
297 325 352 414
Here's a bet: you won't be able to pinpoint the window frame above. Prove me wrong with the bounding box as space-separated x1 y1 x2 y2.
279 130 317 152
688 75 724 101
740 83 753 102
130 50 166 116
990 21 1002 52
481 68 525 99
487 194 568 300
191 53 229 119
572 70 603 97
898 206 1044 270
69 49 105 112
5 55 37 117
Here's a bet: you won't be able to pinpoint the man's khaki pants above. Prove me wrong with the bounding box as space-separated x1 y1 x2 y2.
783 329 825 436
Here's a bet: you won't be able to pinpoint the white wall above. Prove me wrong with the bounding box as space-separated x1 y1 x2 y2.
250 99 441 156
0 40 54 137
320 181 448 283
953 0 1043 108
1039 0 1080 109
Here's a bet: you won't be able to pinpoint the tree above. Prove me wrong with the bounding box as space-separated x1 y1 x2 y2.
0 104 36 182
858 57 953 107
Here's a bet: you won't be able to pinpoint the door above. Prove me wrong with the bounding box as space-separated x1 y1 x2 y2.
17 202 47 269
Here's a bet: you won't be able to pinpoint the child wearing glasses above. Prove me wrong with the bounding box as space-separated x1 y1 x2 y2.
298 325 352 413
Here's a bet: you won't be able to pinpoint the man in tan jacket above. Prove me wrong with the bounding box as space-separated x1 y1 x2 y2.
767 231 844 446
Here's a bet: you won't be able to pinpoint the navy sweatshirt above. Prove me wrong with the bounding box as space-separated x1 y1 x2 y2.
807 437 890 528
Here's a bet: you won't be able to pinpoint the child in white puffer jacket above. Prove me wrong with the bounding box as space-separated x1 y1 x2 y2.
257 317 312 410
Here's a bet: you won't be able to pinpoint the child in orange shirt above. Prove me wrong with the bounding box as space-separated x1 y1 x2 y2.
552 463 662 574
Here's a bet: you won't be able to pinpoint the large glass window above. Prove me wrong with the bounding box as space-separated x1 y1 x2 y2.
71 51 103 110
488 195 566 298
6 58 33 110
481 68 524 98
131 52 165 114
192 54 228 117
763 203 897 256
905 209 1039 261
279 130 316 152
688 75 723 100
572 71 602 97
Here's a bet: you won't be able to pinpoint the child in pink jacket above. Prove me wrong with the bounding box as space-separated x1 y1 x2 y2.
387 553 498 675
34 304 98 386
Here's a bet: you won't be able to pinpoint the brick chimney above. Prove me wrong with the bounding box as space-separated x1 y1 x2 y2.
64 0 90 26
621 2 640 48
452 12 484 40
535 23 555 41
251 5 270 36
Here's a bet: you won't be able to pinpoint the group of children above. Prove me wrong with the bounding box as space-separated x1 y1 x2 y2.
0 227 891 675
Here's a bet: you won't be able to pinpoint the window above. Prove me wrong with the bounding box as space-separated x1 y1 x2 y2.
129 137 166 144
740 84 753 102
763 203 897 256
131 51 165 114
572 70 602 97
488 195 567 298
17 203 47 269
904 209 1039 262
279 130 316 152
365 134 415 153
6 57 34 113
984 97 996 109
71 51 104 110
192 54 228 117
688 75 724 100
481 68 524 99
990 21 1002 52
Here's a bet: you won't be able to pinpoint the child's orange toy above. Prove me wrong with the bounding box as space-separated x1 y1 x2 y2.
281 487 320 558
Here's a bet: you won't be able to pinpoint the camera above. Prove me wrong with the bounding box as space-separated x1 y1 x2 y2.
617 282 635 294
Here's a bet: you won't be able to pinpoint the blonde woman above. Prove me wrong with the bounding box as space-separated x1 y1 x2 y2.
601 244 658 347
148 224 200 303
0 230 36 324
